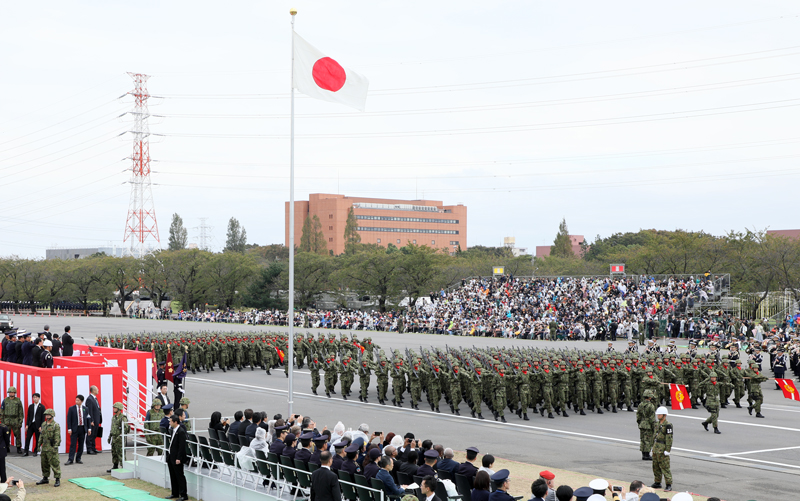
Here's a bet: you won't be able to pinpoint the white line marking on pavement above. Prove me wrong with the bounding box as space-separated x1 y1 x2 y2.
711 445 800 457
191 377 800 471
669 413 800 432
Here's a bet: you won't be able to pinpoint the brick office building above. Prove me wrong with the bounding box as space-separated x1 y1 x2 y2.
285 194 467 255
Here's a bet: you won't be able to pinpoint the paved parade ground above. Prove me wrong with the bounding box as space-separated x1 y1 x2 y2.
8 315 800 500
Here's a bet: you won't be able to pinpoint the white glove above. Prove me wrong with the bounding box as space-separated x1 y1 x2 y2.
664 451 670 456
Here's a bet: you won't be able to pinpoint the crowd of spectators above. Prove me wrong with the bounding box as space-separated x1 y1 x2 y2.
169 410 713 501
168 274 757 341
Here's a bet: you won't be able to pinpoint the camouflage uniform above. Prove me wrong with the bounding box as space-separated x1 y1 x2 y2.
637 390 656 459
652 415 673 488
37 409 61 486
145 401 164 456
107 402 128 470
1 388 23 452
180 398 191 432
700 373 721 432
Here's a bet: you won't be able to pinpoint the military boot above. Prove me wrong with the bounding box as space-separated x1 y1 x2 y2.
36 478 48 485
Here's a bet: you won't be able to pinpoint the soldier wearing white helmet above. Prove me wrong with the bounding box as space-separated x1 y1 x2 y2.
651 406 673 492
41 340 54 368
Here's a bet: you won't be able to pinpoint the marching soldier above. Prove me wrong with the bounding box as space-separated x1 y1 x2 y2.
700 372 722 434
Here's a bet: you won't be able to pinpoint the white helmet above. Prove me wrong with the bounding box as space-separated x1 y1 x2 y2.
656 406 669 416
43 340 53 347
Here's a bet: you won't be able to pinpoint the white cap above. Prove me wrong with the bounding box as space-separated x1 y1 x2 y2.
587 495 606 501
671 493 693 501
588 479 609 490
43 340 52 347
656 406 669 416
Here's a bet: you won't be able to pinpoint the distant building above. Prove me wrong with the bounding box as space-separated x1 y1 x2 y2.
46 246 127 260
503 237 529 257
766 229 800 240
286 193 467 255
535 235 586 258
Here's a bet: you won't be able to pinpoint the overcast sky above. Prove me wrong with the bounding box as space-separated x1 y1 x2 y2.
1 1 798 257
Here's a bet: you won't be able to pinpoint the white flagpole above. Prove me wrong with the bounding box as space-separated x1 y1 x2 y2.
287 7 297 418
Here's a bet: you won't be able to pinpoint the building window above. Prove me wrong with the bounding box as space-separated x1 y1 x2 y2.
413 240 416 244
396 239 401 244
355 227 458 235
329 225 333 231
329 237 333 242
377 238 381 243
431 240 435 245
449 241 459 246
355 215 458 224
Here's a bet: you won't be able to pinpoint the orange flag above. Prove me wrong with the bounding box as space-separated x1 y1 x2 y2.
776 379 799 401
670 384 691 410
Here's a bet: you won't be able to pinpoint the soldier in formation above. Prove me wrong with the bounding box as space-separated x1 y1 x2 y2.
104 330 795 423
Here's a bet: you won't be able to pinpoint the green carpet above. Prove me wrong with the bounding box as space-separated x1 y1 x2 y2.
69 477 165 501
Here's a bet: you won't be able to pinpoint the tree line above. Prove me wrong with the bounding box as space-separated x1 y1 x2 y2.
1 220 797 316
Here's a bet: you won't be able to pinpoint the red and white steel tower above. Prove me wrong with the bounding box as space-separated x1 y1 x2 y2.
123 72 159 257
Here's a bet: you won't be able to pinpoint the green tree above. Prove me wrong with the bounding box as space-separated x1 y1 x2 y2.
394 244 447 309
298 215 327 255
40 259 70 313
205 251 257 307
7 258 47 313
102 256 139 315
64 257 104 315
167 213 188 251
163 249 212 310
343 207 361 254
286 252 332 308
551 218 574 258
334 247 400 312
139 251 171 309
225 217 247 253
243 262 286 309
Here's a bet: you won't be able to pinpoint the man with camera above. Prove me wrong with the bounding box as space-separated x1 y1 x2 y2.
0 477 25 501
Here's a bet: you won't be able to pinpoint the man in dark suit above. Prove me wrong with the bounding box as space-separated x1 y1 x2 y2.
420 476 442 501
85 386 101 455
238 409 253 443
166 415 188 500
227 411 243 442
0 420 10 482
65 395 90 465
310 451 341 501
31 338 43 367
51 333 62 357
155 384 171 407
245 412 262 440
24 393 45 457
61 326 74 356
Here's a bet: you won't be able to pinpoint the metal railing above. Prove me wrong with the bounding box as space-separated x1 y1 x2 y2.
123 420 386 501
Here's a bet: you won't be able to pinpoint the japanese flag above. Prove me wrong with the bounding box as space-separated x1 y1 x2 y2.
293 32 368 111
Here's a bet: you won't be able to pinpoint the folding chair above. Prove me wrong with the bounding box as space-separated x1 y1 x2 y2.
208 428 219 441
371 478 403 501
339 471 358 501
436 480 463 501
454 474 473 501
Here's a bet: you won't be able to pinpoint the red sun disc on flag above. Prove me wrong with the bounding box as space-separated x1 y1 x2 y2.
312 57 346 92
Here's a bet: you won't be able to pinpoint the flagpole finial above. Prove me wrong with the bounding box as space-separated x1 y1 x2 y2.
290 8 297 16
